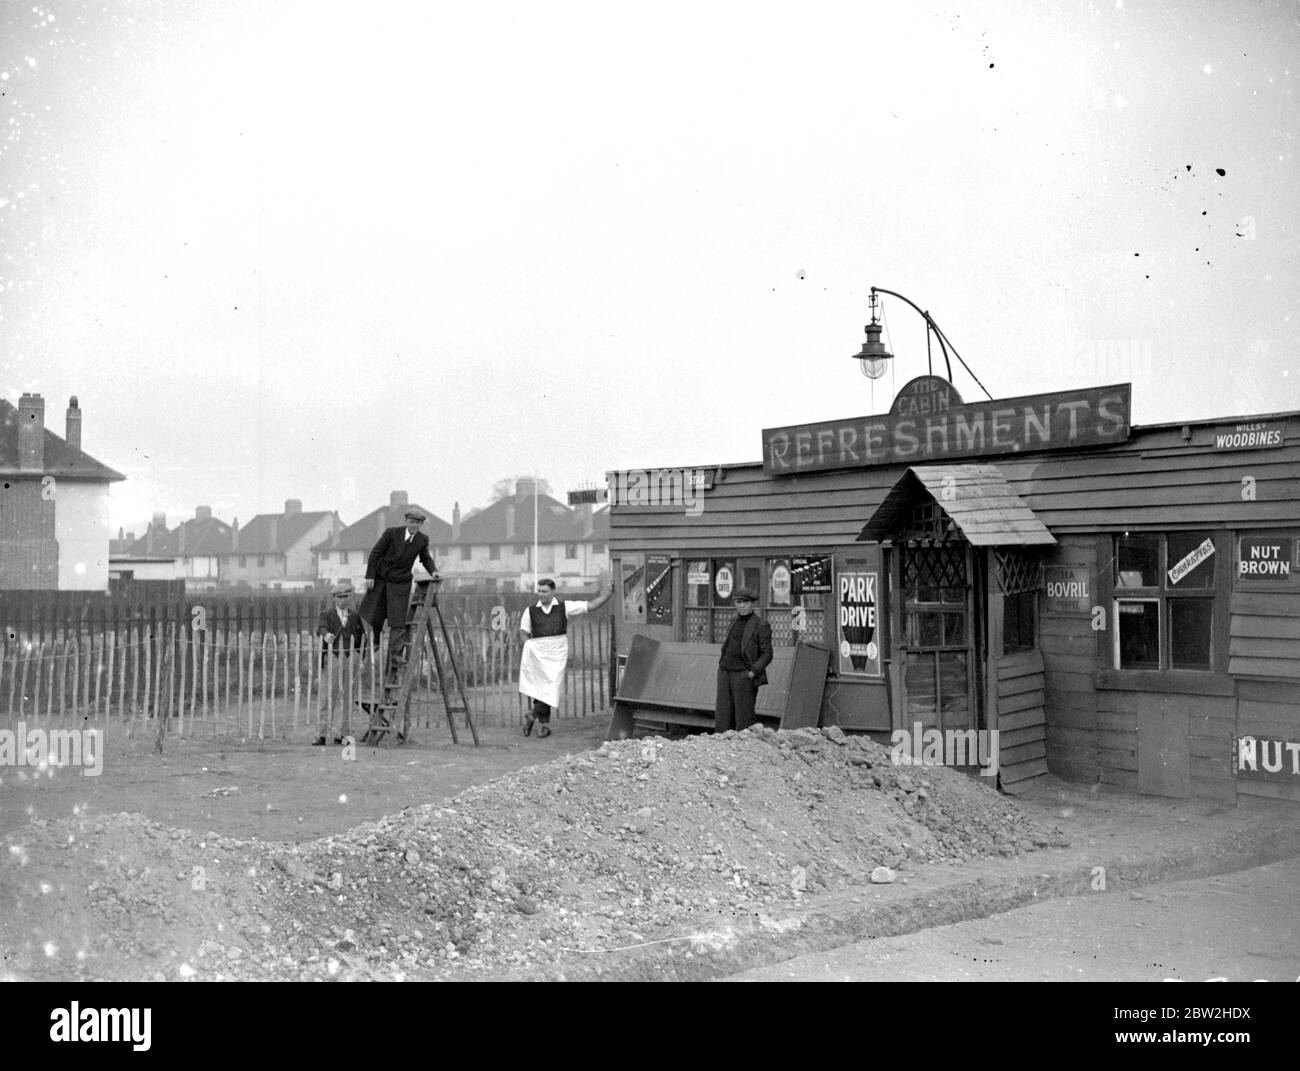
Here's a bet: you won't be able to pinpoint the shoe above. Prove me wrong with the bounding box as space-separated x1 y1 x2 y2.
538 724 552 739
523 713 535 737
312 737 327 746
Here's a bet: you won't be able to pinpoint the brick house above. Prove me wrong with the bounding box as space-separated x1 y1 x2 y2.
0 393 124 590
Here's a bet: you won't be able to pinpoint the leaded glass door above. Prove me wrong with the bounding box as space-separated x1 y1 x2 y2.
900 540 975 731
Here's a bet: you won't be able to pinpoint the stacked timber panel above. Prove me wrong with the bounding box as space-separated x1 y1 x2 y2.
1236 680 1300 804
1041 535 1100 781
995 649 1047 793
1230 589 1300 804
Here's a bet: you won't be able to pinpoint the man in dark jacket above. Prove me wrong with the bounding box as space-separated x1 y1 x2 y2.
314 580 366 745
359 509 439 661
714 588 773 732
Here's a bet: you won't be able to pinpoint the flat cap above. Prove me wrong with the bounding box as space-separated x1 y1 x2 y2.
733 588 758 602
403 508 427 522
331 580 354 595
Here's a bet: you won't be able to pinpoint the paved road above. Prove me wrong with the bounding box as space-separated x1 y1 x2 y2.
727 856 1300 982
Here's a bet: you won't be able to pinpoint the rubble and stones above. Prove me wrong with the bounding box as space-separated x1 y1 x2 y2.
0 727 1065 981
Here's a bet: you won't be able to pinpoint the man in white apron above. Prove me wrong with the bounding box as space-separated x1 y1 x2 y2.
519 577 613 737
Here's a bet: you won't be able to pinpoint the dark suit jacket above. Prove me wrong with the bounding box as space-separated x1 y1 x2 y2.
724 614 774 687
317 607 365 666
366 527 438 584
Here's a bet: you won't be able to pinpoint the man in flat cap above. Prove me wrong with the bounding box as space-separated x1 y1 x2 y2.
360 508 439 673
714 588 773 733
314 580 365 745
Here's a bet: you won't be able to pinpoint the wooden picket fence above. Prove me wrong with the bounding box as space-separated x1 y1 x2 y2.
0 615 613 737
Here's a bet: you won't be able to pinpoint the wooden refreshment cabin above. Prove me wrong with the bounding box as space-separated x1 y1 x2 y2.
608 376 1300 805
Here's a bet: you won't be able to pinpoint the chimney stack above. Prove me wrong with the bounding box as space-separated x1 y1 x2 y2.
452 502 461 542
579 502 594 537
65 396 82 452
196 505 212 521
152 510 166 532
284 499 302 516
17 393 44 471
390 490 409 510
515 477 537 500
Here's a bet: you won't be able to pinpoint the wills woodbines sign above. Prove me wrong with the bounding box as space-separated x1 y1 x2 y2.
762 382 1132 475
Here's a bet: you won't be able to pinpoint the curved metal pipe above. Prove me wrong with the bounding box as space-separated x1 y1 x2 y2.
870 286 953 384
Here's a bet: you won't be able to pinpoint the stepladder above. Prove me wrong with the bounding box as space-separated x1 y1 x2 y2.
360 578 480 747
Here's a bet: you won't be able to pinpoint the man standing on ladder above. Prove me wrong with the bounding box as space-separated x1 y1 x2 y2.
519 577 613 738
360 508 439 671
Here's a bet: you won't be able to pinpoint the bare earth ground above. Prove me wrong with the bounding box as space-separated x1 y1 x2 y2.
1 711 1295 982
0 709 599 844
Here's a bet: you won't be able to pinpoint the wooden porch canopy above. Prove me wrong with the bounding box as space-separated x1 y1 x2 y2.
856 464 1057 547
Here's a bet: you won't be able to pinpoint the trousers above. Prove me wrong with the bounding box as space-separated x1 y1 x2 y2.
715 668 759 732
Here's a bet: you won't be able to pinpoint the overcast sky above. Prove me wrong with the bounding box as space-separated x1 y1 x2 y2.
1 0 1296 533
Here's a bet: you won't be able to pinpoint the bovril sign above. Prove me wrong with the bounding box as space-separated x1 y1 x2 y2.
1045 566 1091 613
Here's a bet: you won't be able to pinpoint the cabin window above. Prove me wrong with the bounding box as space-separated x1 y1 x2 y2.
489 545 501 560
1002 590 1037 653
994 548 1043 655
460 546 472 561
1113 532 1215 671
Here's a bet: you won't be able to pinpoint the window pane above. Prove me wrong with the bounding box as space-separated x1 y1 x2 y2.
1117 600 1159 669
686 561 711 607
1003 591 1036 653
943 612 965 646
941 586 965 605
1170 598 1213 670
1117 534 1160 588
768 559 792 606
1166 532 1215 589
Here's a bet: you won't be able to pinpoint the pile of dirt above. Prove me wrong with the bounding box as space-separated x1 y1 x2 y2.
0 727 1067 981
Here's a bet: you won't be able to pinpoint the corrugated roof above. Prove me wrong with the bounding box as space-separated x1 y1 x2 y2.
0 398 125 480
312 503 452 552
858 465 1057 546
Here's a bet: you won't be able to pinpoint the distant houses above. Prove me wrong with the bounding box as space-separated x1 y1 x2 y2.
111 507 236 590
311 490 451 588
0 393 124 591
440 477 609 593
216 500 341 591
102 474 610 596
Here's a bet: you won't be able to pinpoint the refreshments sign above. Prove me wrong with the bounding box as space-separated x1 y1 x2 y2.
762 383 1131 475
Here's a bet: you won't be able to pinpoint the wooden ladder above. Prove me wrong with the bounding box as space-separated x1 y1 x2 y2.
361 579 480 747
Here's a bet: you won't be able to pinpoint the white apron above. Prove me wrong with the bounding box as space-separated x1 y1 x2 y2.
519 635 569 708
